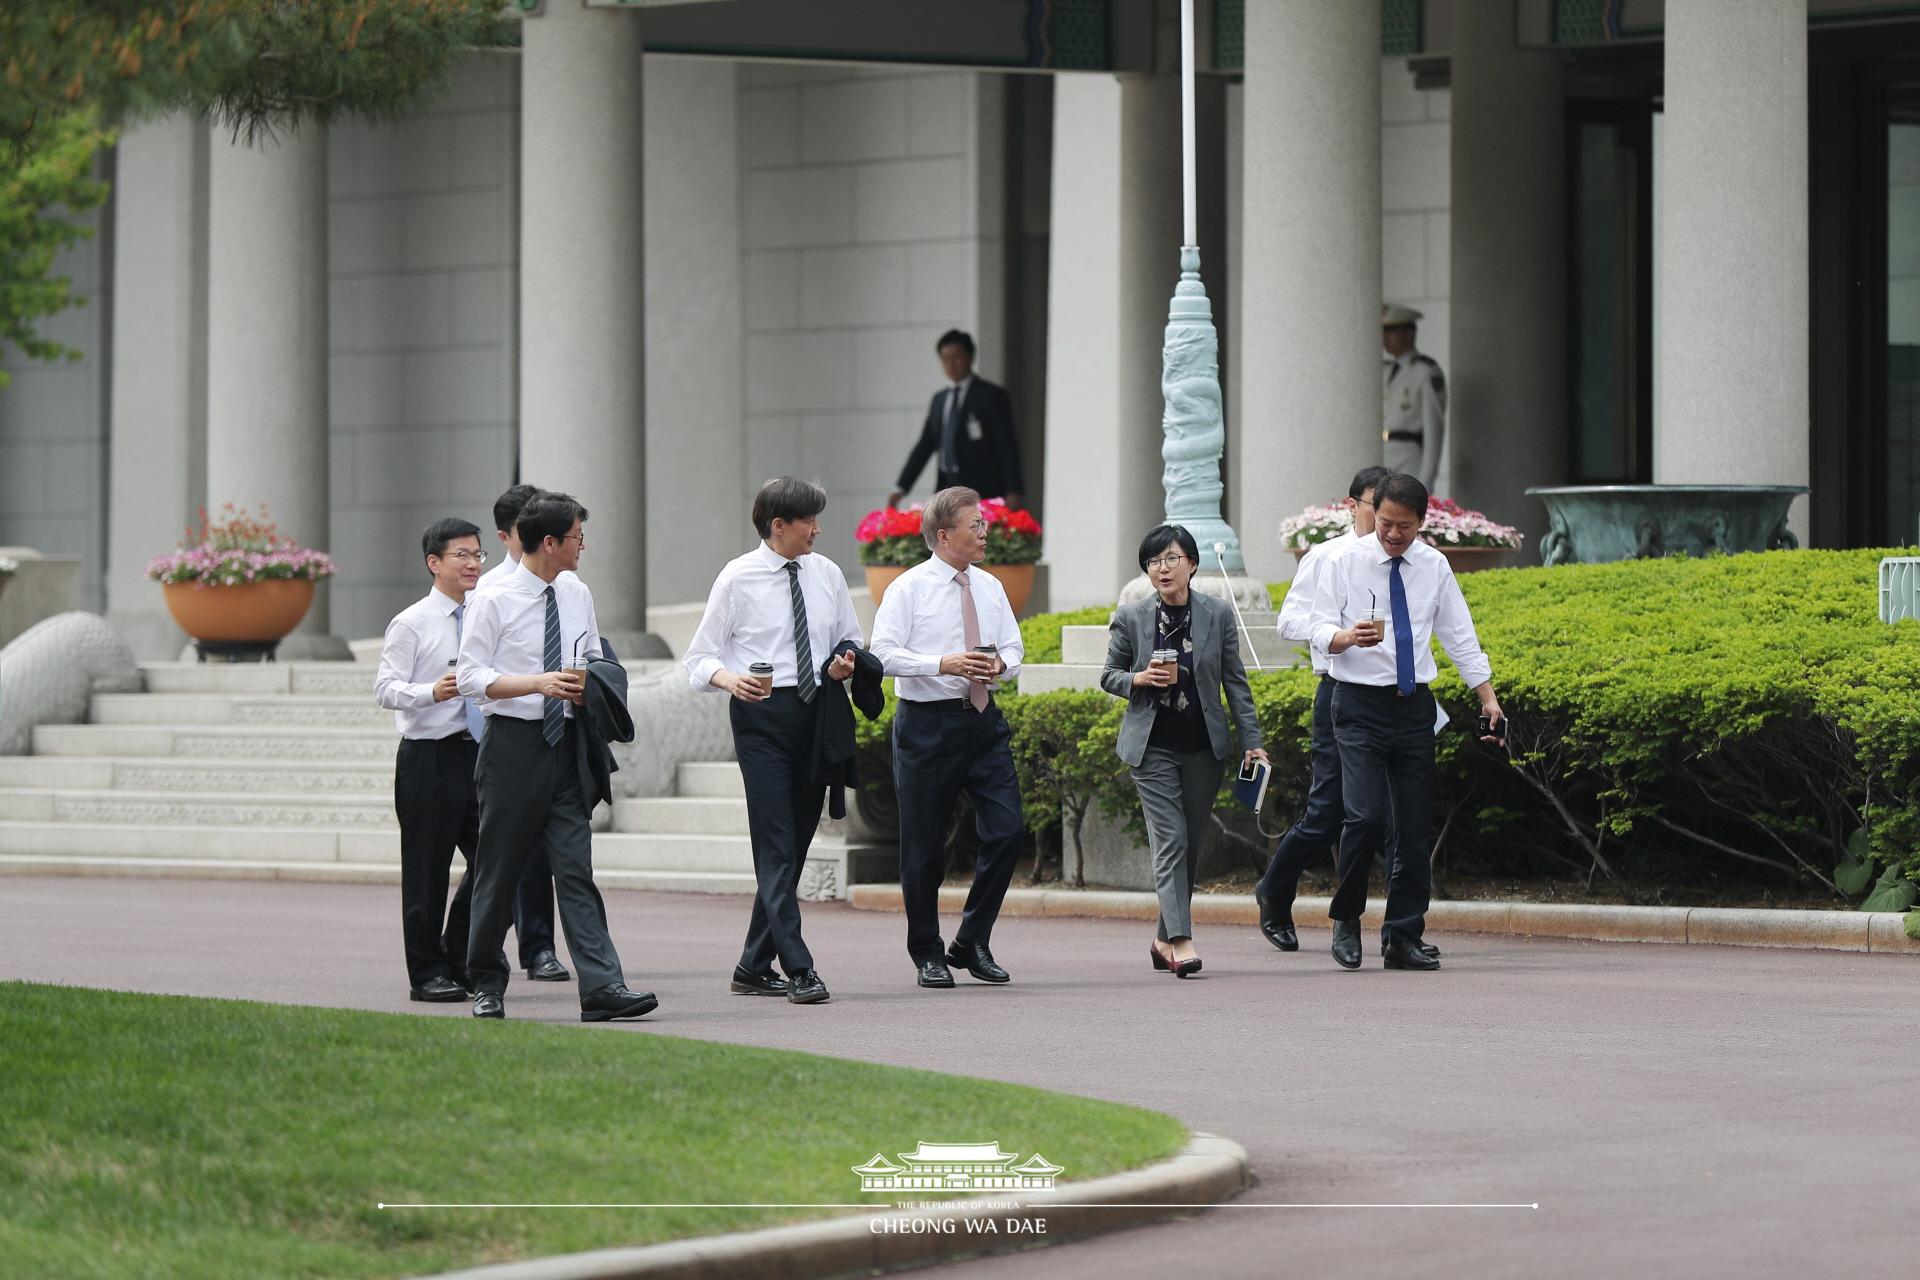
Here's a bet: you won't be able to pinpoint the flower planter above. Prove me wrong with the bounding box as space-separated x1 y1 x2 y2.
162 579 314 644
983 563 1036 613
1435 546 1514 574
863 565 916 608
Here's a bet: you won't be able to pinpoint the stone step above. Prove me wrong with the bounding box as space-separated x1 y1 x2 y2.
1060 624 1113 665
141 662 376 696
32 724 399 761
0 756 391 794
612 797 750 836
90 693 392 730
674 760 744 798
0 854 760 895
0 788 396 828
1013 664 1106 694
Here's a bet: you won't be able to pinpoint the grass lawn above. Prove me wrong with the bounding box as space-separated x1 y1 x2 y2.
0 982 1185 1279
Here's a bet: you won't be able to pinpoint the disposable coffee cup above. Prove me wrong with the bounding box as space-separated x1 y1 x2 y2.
1150 647 1179 667
748 662 774 696
1357 609 1386 644
972 644 998 684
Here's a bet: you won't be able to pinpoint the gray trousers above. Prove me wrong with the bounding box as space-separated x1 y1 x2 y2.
1130 745 1226 941
467 716 625 998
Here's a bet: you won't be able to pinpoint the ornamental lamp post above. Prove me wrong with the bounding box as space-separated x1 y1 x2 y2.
1119 0 1276 659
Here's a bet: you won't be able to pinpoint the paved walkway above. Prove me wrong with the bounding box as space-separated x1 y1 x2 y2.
0 877 1907 1278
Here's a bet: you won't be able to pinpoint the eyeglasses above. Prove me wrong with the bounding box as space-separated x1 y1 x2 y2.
1145 554 1190 571
950 520 987 535
441 550 490 565
560 533 586 548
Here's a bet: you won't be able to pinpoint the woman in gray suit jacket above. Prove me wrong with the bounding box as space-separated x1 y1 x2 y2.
1101 525 1267 977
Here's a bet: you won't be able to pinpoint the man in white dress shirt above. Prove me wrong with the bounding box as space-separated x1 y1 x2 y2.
684 477 862 1006
474 483 568 984
1256 466 1409 954
375 518 503 1002
457 492 656 1022
1309 472 1504 972
870 486 1026 989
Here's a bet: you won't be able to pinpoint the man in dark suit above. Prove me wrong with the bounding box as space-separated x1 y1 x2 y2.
888 330 1025 509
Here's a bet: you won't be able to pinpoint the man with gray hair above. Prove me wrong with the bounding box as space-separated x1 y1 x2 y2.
870 486 1026 989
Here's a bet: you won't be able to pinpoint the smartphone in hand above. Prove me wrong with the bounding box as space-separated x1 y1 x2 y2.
1476 712 1508 745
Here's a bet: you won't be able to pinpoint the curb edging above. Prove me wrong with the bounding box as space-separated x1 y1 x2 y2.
847 886 1920 955
418 1132 1249 1280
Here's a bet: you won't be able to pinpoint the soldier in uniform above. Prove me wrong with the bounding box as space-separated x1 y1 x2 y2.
1382 303 1446 489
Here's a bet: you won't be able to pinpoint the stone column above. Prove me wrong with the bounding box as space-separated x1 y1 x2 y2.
1657 0 1809 533
1238 0 1381 586
107 118 208 659
519 0 653 646
1450 0 1566 547
1042 9 1220 606
206 123 330 636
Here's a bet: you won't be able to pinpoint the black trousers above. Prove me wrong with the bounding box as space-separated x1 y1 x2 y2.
1328 681 1436 947
512 849 558 966
394 734 501 986
467 716 625 998
892 698 1024 964
1256 675 1398 920
731 690 824 977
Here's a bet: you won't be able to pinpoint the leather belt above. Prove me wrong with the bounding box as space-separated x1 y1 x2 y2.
902 696 994 714
1384 430 1423 444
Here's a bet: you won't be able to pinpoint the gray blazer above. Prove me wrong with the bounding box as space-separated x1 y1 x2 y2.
1100 591 1263 768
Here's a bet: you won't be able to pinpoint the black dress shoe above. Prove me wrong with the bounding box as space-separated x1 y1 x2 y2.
786 969 830 1004
471 992 505 1019
580 982 659 1022
917 959 956 988
1331 920 1362 970
526 949 571 982
946 941 1010 984
410 976 466 1003
729 965 791 996
1254 886 1299 952
1383 937 1441 971
1420 941 1442 960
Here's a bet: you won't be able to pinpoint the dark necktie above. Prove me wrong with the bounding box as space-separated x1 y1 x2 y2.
785 560 816 704
940 385 962 474
541 584 564 745
452 605 486 740
1388 557 1417 696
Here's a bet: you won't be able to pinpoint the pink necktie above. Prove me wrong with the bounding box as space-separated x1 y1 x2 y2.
955 569 988 711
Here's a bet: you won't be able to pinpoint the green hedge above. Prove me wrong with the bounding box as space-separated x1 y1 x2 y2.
855 550 1920 905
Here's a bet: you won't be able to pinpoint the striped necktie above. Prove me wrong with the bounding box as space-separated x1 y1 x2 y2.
785 560 816 704
541 585 565 745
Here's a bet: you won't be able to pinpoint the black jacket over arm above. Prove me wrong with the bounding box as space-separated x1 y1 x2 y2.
894 375 1024 499
810 642 885 819
575 657 634 812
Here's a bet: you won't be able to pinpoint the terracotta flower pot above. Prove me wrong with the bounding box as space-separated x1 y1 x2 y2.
162 579 315 644
983 563 1036 614
863 565 914 608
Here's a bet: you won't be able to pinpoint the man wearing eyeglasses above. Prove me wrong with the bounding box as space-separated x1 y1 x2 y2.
375 517 502 1003
457 492 656 1022
870 486 1026 989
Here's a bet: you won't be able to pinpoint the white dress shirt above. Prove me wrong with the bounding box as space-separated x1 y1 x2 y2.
870 554 1024 702
683 544 864 692
1309 533 1492 690
457 560 603 721
477 556 580 596
376 587 470 740
1278 530 1356 676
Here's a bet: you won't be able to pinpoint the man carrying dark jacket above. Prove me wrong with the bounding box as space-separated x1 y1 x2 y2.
455 491 657 1023
888 330 1025 508
683 477 867 1006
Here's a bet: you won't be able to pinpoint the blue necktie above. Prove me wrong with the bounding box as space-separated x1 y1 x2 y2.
452 605 486 741
541 585 565 746
1389 556 1417 696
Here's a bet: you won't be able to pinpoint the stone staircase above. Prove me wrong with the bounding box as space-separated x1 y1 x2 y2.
0 662 895 899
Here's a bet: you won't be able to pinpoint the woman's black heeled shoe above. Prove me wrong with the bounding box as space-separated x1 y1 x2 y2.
1149 943 1171 972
